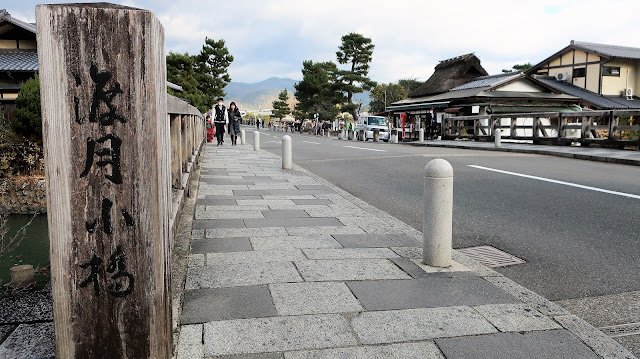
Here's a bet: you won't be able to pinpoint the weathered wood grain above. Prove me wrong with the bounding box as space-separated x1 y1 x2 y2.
37 3 172 358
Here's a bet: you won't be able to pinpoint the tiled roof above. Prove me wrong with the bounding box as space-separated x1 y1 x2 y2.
534 75 640 109
572 40 640 60
0 49 38 71
449 72 521 91
0 9 36 34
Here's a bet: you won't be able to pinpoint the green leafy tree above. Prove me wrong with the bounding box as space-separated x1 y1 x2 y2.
166 52 208 111
272 89 291 120
336 33 376 121
193 37 234 110
294 60 344 121
502 62 533 73
397 78 422 97
369 83 406 114
11 76 41 141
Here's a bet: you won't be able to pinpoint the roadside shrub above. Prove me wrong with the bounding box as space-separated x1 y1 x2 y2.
11 77 42 142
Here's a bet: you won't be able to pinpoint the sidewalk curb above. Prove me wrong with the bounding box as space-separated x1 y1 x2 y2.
407 141 640 167
253 145 636 359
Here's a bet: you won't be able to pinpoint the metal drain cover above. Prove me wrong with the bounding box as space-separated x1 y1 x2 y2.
457 246 526 268
599 322 640 338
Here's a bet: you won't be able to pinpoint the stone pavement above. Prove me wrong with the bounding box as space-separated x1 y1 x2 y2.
408 140 640 166
175 141 636 359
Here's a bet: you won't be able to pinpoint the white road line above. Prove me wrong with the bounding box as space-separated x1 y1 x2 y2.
266 140 280 143
301 140 321 145
468 165 640 200
343 145 388 152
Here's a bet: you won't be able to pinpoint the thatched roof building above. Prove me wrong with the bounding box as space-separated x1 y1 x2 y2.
409 53 488 97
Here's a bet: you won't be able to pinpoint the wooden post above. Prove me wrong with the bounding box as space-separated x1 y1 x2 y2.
37 4 172 358
181 115 188 171
170 114 182 189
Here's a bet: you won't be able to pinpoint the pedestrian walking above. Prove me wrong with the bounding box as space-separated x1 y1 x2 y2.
427 108 436 140
206 115 215 143
213 98 228 146
228 102 242 146
256 118 260 130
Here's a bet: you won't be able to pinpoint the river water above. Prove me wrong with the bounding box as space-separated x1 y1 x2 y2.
0 214 49 290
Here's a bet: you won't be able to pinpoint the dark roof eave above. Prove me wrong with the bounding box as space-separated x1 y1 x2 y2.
386 101 450 111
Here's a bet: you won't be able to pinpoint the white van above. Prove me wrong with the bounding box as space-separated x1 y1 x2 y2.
355 115 390 142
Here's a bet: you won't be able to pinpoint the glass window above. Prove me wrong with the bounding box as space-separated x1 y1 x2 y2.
603 66 620 77
367 117 387 126
573 68 586 78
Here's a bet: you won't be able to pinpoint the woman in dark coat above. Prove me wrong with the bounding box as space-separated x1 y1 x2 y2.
228 102 242 146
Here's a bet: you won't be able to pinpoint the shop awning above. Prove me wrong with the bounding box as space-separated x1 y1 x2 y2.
386 101 449 112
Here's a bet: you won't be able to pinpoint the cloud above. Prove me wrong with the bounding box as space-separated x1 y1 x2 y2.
8 0 640 84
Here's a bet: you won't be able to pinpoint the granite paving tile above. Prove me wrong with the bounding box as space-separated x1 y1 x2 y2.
291 199 333 205
181 286 277 324
175 324 203 359
261 210 310 219
269 282 363 315
351 306 497 344
286 226 365 236
206 227 288 238
206 249 306 265
347 278 519 311
473 303 562 332
0 322 54 359
295 259 411 281
283 341 444 359
294 185 329 190
185 262 303 289
192 219 246 229
302 248 399 260
244 217 343 228
250 236 343 250
196 198 238 206
203 314 357 356
435 330 599 359
332 234 399 248
191 238 253 253
0 290 53 324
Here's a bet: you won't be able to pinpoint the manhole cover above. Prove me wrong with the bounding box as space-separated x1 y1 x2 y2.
457 246 526 268
599 322 640 338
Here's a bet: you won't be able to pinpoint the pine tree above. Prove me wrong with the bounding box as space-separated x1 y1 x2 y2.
193 37 234 110
272 89 291 120
336 33 376 121
294 61 344 121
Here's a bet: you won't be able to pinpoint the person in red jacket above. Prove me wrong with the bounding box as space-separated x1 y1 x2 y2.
206 115 215 143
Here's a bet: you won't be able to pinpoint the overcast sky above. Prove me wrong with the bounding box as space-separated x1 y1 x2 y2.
10 1 640 84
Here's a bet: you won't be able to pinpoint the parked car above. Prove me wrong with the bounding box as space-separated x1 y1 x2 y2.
355 115 390 142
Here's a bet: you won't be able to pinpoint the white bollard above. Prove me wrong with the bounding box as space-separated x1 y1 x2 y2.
254 131 260 151
423 159 453 267
240 129 246 145
495 128 502 147
419 128 424 142
282 135 292 169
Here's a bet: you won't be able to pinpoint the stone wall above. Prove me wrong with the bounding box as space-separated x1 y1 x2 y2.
0 177 46 214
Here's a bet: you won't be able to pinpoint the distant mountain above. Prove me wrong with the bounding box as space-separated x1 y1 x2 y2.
224 77 297 110
224 77 371 112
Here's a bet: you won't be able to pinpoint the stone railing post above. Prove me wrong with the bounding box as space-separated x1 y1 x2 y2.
423 159 453 267
282 135 292 169
240 129 246 145
254 131 260 151
37 3 172 358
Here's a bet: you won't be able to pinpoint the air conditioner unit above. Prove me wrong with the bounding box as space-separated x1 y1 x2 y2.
625 88 634 99
556 72 570 81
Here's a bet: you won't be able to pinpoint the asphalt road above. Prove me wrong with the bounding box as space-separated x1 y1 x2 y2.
244 127 640 300
243 126 640 354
